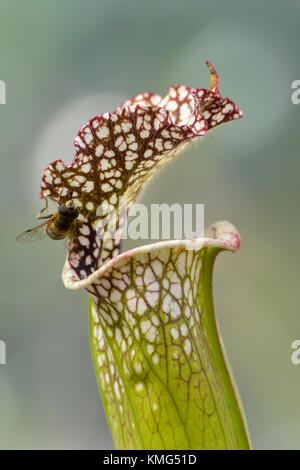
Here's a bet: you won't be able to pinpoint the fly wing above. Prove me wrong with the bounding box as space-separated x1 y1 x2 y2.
15 221 48 243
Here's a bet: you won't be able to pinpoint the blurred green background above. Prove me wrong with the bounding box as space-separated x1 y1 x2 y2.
0 0 300 450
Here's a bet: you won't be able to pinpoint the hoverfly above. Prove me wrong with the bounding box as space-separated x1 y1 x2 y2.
16 194 79 243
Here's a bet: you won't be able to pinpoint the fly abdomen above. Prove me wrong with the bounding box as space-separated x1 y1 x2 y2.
46 224 67 240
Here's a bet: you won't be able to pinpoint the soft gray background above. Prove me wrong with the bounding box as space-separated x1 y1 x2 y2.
0 0 300 449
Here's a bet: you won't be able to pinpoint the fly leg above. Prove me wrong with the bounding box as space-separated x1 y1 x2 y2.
36 198 53 220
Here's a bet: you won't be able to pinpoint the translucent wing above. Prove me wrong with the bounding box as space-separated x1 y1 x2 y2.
15 221 48 243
